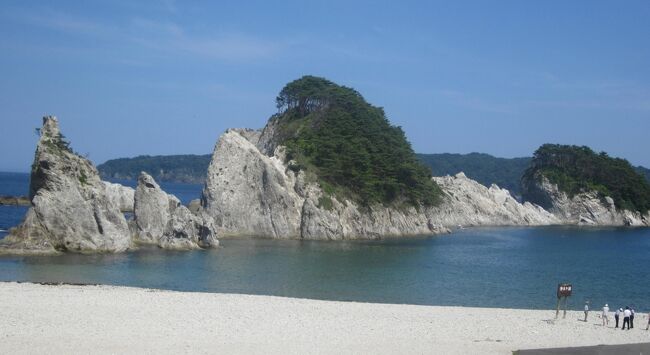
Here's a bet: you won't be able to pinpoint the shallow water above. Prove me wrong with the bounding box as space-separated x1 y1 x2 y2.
1 172 649 310
1 227 649 311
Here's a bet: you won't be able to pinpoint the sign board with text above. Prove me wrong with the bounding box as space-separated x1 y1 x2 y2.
557 283 572 298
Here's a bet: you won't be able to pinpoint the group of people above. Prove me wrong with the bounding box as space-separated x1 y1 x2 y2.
585 302 650 330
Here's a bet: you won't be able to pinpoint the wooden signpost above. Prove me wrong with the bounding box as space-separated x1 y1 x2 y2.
556 283 572 319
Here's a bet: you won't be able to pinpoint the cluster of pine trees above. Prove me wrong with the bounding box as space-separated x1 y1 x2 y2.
275 76 441 207
524 144 650 213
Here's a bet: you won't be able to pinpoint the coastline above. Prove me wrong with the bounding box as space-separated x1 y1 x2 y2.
1 282 648 354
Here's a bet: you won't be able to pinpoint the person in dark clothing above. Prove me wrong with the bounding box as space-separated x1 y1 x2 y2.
630 308 635 328
622 307 631 330
615 308 621 328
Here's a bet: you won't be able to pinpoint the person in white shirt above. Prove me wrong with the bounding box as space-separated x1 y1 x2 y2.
615 308 621 328
602 304 609 326
584 302 589 322
622 307 631 330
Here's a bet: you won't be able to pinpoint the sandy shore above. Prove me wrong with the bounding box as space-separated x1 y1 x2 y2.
0 282 648 354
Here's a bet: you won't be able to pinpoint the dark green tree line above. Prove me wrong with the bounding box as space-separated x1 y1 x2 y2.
274 76 442 207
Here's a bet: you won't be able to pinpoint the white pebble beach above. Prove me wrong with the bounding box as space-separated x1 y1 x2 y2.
0 282 648 354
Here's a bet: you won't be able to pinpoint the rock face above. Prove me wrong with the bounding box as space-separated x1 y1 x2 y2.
202 128 445 239
1 116 133 254
522 174 650 226
429 173 560 227
133 172 218 249
201 129 560 240
202 129 303 238
102 181 135 212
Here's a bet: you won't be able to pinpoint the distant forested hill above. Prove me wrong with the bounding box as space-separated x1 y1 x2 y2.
98 152 650 194
98 154 211 184
416 153 531 197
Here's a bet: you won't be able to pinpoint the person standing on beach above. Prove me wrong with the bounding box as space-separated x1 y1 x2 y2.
584 302 589 322
630 308 635 328
602 304 609 326
622 307 631 330
615 308 621 328
646 311 650 330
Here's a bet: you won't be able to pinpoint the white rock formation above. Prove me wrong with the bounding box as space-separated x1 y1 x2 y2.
133 172 218 249
202 129 303 238
429 173 560 227
201 129 561 240
522 176 649 226
102 181 135 212
1 116 132 254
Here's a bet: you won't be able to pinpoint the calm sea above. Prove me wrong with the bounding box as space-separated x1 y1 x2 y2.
1 172 649 311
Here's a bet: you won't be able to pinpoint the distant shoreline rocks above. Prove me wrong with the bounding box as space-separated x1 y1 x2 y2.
0 195 30 206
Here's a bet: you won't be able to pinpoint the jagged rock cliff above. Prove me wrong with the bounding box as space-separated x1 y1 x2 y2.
202 129 304 238
201 129 559 240
1 116 133 254
133 172 219 249
1 116 218 255
202 128 447 239
522 174 650 226
429 173 560 227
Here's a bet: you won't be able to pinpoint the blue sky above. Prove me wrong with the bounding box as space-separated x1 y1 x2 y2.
1 0 649 172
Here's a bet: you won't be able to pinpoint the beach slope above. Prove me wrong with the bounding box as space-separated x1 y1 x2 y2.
0 282 647 354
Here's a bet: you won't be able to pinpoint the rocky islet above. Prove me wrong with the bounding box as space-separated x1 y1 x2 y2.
0 116 218 254
2 108 649 254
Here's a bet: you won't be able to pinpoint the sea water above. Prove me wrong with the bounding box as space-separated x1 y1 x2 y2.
1 172 649 311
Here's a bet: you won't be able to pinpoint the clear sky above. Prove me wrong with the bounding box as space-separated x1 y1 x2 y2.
1 0 649 172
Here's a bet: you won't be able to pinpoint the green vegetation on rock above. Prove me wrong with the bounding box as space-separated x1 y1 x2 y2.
42 132 73 156
523 144 650 213
273 75 442 207
637 166 650 182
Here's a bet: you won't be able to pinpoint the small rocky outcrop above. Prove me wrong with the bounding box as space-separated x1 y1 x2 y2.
133 172 218 249
522 174 650 226
1 116 133 254
0 196 30 206
200 129 560 240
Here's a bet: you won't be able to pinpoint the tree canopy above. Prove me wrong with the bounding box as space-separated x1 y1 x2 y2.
274 76 442 207
523 144 650 213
